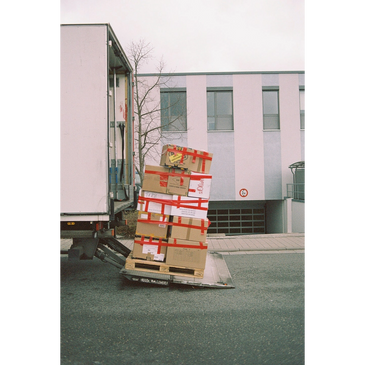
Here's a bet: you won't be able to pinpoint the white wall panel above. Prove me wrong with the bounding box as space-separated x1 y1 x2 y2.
233 74 265 200
61 25 108 214
186 75 208 151
279 74 302 197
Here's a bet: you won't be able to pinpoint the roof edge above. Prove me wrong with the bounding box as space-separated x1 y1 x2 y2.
136 70 305 77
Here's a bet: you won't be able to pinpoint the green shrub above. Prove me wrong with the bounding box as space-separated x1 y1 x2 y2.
116 210 138 238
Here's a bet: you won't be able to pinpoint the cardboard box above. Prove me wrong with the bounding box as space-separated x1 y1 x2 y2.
160 144 213 174
188 172 212 199
165 238 208 269
132 237 167 262
143 165 190 196
170 217 209 242
166 168 190 195
137 190 173 215
170 195 209 219
135 211 169 239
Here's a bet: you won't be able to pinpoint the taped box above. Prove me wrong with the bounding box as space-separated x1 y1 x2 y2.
135 211 169 239
143 165 190 196
165 238 208 270
132 237 167 262
188 172 212 199
138 191 209 219
170 195 209 220
138 190 173 215
160 144 213 174
170 217 209 242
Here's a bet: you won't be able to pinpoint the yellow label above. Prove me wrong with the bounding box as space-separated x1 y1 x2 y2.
169 153 183 163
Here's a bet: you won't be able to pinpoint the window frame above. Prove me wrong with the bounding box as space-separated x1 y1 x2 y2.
262 88 280 131
160 88 187 132
299 87 305 130
207 88 234 132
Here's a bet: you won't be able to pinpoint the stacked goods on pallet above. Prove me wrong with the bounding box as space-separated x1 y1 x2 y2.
129 144 213 277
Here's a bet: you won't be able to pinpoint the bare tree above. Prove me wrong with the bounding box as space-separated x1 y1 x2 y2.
128 40 186 185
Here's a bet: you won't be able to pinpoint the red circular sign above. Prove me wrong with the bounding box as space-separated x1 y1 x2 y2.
239 188 248 198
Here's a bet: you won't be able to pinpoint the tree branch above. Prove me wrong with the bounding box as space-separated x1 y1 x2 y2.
128 39 185 184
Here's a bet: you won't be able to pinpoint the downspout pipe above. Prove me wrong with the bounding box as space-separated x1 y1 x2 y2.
113 68 118 176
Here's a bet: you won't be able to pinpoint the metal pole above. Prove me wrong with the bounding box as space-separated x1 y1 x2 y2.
113 69 118 167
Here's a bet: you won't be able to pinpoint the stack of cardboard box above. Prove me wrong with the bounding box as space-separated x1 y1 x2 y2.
131 144 213 274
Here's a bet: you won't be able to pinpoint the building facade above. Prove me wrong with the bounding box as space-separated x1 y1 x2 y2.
138 71 305 235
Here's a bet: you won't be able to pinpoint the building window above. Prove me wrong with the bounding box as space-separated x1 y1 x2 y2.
207 90 233 131
161 91 187 132
263 90 280 130
300 90 305 129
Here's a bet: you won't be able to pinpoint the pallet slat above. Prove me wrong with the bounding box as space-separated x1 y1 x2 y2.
125 255 204 278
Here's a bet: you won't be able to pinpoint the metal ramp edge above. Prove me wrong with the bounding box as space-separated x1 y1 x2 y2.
120 252 235 289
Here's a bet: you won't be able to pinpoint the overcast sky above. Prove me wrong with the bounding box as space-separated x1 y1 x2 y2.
60 0 304 74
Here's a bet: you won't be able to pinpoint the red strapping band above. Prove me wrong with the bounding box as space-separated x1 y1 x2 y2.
135 236 207 250
138 195 209 212
145 169 211 180
137 216 210 235
139 235 163 254
180 146 188 164
175 195 208 211
145 168 191 186
201 151 209 173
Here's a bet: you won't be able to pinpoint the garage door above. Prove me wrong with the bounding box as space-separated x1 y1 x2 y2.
207 207 265 235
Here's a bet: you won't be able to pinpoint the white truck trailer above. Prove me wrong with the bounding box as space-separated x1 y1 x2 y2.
61 23 135 265
60 24 233 288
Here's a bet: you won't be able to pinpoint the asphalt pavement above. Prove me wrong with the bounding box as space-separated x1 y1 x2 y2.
60 232 304 363
61 233 304 255
61 253 305 364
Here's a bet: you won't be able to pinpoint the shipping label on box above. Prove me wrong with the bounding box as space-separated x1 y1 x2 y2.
170 195 209 219
160 144 191 170
132 237 167 262
138 190 173 215
188 172 212 199
142 244 165 262
135 211 169 239
160 144 213 174
165 238 208 269
170 217 209 242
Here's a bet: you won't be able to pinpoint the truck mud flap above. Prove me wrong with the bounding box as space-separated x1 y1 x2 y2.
120 252 235 289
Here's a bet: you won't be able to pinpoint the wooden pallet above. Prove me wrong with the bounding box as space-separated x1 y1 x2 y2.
125 255 204 278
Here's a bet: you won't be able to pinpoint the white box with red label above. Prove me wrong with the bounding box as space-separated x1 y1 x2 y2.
188 172 212 199
170 195 209 220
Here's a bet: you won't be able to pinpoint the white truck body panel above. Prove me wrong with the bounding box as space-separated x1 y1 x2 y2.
60 215 110 222
61 25 109 214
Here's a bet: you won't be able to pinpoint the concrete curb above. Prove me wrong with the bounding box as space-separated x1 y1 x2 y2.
217 250 305 255
209 247 304 252
61 233 305 254
207 233 304 239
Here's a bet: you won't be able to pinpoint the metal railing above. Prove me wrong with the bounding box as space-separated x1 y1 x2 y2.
286 183 305 201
